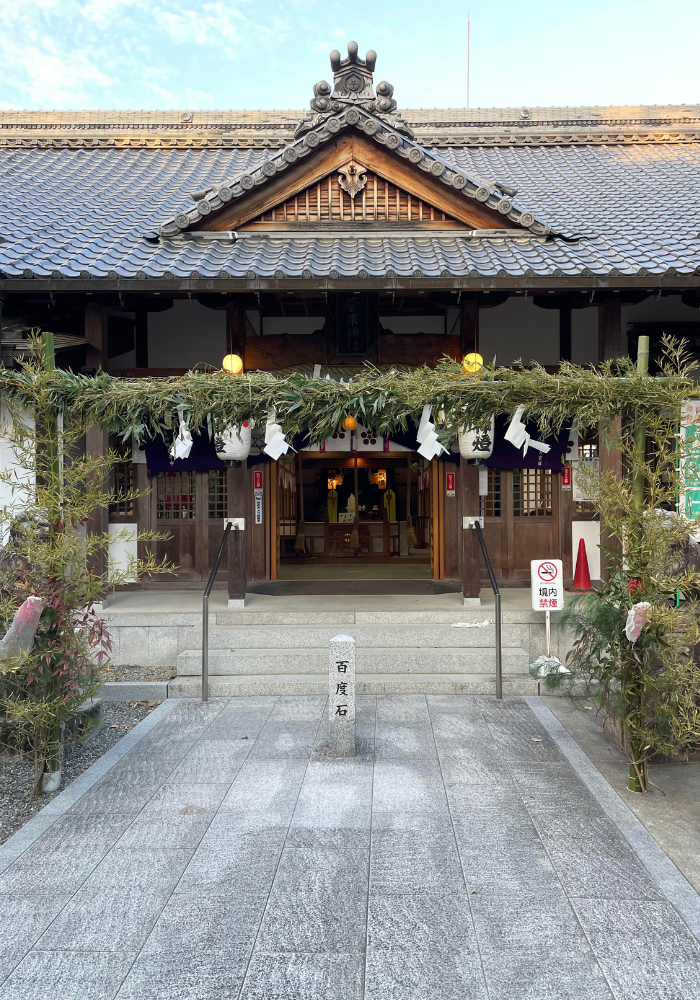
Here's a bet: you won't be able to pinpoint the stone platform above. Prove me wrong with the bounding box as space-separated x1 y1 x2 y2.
101 591 566 698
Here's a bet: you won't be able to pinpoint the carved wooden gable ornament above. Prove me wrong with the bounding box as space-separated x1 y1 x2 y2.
158 44 552 238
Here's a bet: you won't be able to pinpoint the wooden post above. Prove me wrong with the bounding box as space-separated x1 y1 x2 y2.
226 463 248 607
598 294 624 580
85 302 108 373
135 303 148 369
460 294 478 358
559 305 572 363
460 457 481 603
226 300 246 358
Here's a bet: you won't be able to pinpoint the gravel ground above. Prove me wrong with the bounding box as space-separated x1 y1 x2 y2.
0 700 160 845
103 663 175 682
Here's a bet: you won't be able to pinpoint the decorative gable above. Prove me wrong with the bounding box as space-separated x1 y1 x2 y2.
241 164 464 230
158 44 552 239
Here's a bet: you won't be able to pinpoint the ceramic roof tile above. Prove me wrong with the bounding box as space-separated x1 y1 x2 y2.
0 141 698 278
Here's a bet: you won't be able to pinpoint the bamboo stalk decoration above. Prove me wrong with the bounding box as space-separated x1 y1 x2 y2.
405 456 417 550
294 453 306 555
350 452 360 551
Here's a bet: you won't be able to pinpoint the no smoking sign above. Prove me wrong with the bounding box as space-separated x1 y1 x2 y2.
531 558 563 611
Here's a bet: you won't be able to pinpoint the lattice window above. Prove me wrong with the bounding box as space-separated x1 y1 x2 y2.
156 472 196 520
479 468 501 518
513 468 552 517
208 470 227 520
250 170 458 226
575 429 599 515
109 460 134 517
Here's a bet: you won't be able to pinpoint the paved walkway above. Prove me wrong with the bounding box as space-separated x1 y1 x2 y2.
1 695 700 999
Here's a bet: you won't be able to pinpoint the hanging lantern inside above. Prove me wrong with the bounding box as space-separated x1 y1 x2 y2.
462 352 484 376
222 353 244 375
342 415 357 431
458 415 495 460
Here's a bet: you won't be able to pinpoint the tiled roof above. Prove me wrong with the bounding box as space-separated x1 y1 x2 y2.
0 140 699 281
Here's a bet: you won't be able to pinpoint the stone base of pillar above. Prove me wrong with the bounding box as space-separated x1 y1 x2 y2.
227 598 246 609
463 597 482 607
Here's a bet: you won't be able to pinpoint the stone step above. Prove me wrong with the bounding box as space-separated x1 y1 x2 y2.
176 646 530 676
168 672 539 697
175 623 525 650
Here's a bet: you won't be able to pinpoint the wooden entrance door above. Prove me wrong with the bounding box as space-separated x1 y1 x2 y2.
481 467 563 583
146 469 228 583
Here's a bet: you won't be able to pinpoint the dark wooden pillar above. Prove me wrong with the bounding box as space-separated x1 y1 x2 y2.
598 295 623 363
135 303 148 368
598 294 624 580
559 306 572 363
227 463 248 606
460 457 481 603
460 294 478 358
85 302 108 373
226 301 246 358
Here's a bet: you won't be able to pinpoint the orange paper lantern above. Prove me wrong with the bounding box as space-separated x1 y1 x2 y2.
462 352 483 375
342 416 357 431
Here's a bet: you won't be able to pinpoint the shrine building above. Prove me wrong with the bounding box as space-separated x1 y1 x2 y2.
1 43 699 604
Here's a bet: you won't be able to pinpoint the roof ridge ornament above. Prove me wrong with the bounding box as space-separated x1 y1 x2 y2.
295 42 414 140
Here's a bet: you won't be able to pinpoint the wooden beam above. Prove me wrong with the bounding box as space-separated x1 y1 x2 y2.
200 133 510 233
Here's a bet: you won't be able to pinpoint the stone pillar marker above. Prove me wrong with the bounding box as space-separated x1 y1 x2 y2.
329 633 356 756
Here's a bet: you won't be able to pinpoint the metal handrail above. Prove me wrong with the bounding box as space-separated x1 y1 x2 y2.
473 520 503 700
202 521 232 702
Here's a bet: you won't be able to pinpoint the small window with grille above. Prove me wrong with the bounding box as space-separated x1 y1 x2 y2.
575 429 599 515
479 468 501 518
208 470 227 520
513 468 552 517
109 460 134 517
156 472 196 520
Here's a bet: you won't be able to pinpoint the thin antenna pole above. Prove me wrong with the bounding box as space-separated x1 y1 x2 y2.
467 10 470 109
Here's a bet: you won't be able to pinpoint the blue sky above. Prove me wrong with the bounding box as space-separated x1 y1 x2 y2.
0 0 697 111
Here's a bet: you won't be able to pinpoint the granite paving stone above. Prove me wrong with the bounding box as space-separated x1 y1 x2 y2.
0 951 137 1000
115 947 251 1000
239 953 365 1000
246 720 321 760
164 739 252 784
35 888 169 952
2 694 699 999
0 894 71 982
286 761 373 847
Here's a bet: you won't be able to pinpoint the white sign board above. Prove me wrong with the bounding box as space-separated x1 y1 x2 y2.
531 559 564 611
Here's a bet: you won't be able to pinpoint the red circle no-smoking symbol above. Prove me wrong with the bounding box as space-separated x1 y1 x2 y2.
538 562 558 582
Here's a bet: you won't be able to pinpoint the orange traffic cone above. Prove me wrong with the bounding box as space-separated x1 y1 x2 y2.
572 538 592 591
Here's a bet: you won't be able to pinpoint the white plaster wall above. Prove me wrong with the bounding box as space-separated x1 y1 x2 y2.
148 300 226 367
571 307 598 365
0 402 35 546
110 349 137 369
108 523 138 584
479 297 559 366
572 520 601 581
